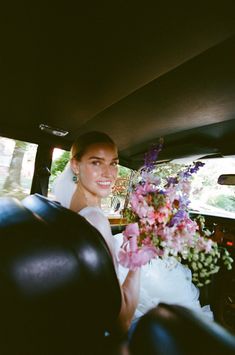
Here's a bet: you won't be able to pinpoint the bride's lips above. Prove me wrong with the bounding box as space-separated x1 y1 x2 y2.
96 180 112 189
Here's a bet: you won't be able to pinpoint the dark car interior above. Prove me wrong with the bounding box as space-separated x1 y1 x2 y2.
1 2 235 354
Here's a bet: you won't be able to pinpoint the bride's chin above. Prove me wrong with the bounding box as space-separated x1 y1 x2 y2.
98 189 111 198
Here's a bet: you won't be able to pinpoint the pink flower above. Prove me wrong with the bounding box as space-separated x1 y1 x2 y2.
129 235 138 252
118 248 133 269
138 245 158 264
130 194 140 211
205 239 213 253
123 223 140 238
140 207 156 225
197 237 214 253
118 159 219 276
136 204 149 218
118 244 158 269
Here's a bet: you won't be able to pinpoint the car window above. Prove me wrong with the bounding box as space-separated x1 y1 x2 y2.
154 157 235 219
189 157 235 218
48 148 70 200
0 136 38 200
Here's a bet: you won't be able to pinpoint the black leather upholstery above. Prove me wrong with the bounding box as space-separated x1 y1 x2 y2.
129 303 235 355
0 195 122 355
1 194 235 355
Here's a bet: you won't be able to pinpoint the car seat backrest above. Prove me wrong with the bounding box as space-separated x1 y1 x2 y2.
0 194 122 355
129 303 235 355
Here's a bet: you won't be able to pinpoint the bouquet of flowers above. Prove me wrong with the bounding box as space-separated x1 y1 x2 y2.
118 142 233 287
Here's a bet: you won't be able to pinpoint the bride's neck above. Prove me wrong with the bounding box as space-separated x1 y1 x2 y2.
69 184 101 212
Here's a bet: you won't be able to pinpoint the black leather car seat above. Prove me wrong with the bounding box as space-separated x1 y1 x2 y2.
2 194 235 355
129 303 235 355
0 194 122 355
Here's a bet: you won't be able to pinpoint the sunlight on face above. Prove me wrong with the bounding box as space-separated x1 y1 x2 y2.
77 143 119 200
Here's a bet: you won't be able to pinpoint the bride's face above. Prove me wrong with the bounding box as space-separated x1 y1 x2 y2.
73 143 119 201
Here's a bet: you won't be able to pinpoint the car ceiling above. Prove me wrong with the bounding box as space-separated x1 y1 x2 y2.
1 2 235 169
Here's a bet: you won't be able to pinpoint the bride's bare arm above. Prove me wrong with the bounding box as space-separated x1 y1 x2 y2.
117 268 141 334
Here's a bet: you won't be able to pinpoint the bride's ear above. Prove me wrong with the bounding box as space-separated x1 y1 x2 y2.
70 158 79 175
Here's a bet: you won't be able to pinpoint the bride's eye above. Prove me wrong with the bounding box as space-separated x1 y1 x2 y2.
111 161 118 167
91 160 101 166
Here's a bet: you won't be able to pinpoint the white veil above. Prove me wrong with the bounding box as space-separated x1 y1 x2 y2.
52 162 76 208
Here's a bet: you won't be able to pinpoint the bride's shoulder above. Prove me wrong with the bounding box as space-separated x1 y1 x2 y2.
79 206 111 235
79 206 107 222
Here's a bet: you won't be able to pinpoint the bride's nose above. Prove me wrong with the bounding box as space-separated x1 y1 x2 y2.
101 165 112 177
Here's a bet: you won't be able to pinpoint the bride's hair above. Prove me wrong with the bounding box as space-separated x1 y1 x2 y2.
53 131 116 208
71 131 116 161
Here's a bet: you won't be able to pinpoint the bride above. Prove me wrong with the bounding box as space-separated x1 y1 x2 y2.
53 131 141 335
53 131 213 331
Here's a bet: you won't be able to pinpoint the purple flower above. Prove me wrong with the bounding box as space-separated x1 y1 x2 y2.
143 138 164 172
168 210 187 227
178 195 190 208
166 177 178 186
182 161 205 178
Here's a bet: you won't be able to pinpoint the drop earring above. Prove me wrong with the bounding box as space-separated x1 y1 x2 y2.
73 171 79 184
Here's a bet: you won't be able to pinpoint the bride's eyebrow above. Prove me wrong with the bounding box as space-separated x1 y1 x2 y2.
88 156 104 160
88 156 119 161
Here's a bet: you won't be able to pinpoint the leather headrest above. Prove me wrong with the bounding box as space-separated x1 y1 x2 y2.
0 195 122 354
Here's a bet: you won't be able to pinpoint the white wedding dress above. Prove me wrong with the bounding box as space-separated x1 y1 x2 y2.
114 233 213 320
78 207 213 322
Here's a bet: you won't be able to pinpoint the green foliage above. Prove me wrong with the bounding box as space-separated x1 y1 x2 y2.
15 140 28 150
51 151 70 182
118 165 132 178
122 207 138 223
